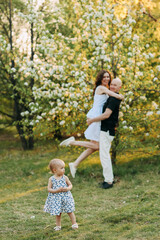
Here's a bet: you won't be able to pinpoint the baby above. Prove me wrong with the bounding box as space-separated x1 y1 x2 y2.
44 158 78 231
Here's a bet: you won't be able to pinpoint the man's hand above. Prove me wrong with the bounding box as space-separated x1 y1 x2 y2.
87 108 112 125
87 118 93 126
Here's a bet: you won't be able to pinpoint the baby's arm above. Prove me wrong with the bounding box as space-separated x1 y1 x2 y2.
47 177 64 193
63 176 73 191
97 86 124 100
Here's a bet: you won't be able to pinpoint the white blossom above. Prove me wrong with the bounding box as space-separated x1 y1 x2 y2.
37 116 42 120
140 96 147 101
137 72 143 76
122 25 128 29
119 112 123 118
73 101 78 108
11 67 16 72
128 52 132 56
152 102 158 109
49 109 55 115
60 120 65 125
153 77 158 82
58 102 63 107
29 121 34 126
133 34 139 41
146 111 153 116
156 65 160 71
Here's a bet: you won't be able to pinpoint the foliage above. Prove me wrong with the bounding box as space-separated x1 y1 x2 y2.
0 0 160 152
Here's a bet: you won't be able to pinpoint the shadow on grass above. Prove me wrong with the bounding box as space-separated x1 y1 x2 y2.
74 154 160 183
114 154 160 179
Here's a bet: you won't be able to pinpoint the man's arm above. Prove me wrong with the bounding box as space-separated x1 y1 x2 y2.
87 108 112 126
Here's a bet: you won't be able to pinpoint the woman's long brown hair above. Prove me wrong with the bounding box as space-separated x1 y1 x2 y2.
93 70 112 95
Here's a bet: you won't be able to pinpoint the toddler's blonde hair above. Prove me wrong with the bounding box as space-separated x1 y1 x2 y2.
49 158 64 173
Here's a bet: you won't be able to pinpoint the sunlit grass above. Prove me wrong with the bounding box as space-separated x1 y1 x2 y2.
117 147 159 163
0 137 160 240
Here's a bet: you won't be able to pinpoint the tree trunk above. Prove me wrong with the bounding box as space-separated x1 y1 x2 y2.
28 124 34 149
111 131 120 165
9 0 26 150
16 122 28 150
111 68 118 164
9 0 33 150
27 21 35 149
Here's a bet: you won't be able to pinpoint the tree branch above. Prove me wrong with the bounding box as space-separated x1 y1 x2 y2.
0 110 14 119
143 11 157 22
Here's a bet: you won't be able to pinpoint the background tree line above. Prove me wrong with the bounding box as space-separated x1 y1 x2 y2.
0 0 159 162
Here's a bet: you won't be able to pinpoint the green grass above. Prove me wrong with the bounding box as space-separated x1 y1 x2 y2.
0 136 160 240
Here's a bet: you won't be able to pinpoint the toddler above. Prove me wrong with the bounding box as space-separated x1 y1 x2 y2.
44 158 78 231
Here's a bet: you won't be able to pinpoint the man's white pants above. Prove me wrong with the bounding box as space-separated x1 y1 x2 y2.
99 131 114 183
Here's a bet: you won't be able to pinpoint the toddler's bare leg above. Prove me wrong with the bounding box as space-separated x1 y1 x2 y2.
56 214 61 226
67 212 76 225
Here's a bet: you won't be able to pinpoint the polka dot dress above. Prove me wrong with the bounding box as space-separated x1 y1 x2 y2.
44 175 75 215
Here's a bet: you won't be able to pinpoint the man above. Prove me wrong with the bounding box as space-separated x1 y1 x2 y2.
87 78 122 189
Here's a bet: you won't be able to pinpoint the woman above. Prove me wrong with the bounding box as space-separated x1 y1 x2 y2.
60 70 123 178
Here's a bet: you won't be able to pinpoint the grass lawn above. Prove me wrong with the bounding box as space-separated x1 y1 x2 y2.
0 135 160 240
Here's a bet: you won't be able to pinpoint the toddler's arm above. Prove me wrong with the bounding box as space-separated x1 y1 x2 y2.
47 177 65 193
63 176 73 191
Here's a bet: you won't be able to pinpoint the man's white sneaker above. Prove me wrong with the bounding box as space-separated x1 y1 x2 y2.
59 136 75 146
69 163 76 178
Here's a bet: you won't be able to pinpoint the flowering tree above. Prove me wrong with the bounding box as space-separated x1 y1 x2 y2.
50 0 160 160
0 0 34 149
0 0 160 157
0 0 48 149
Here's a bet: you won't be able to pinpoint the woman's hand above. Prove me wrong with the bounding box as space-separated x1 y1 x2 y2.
119 94 124 100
